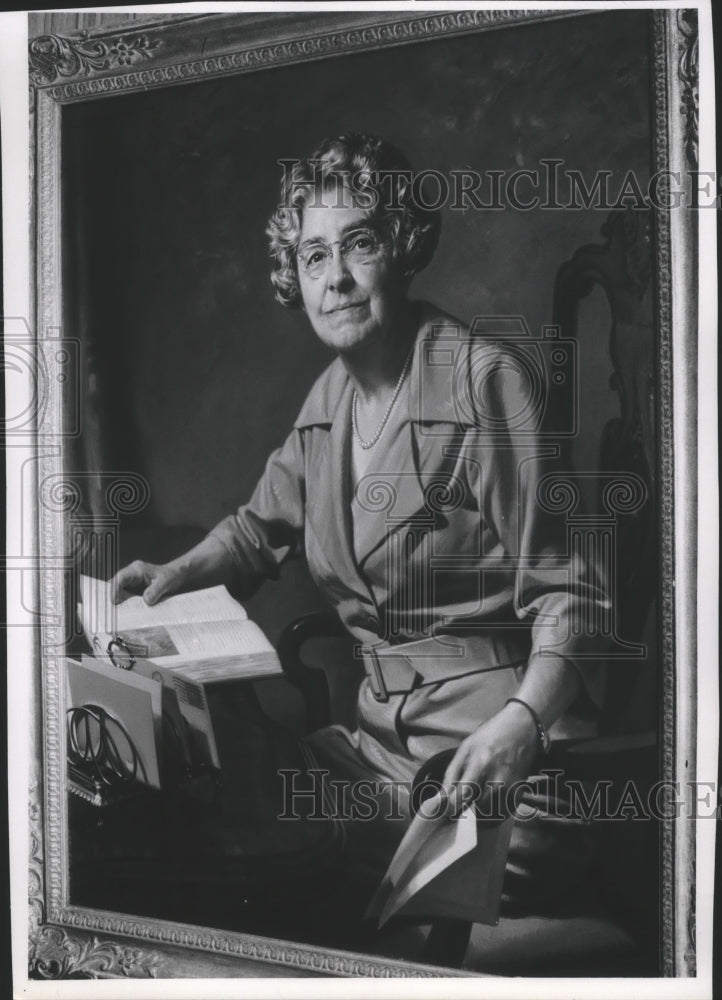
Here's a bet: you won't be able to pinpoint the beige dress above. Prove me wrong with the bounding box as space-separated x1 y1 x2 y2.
210 302 609 900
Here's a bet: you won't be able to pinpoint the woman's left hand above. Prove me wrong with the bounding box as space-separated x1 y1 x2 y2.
442 700 541 817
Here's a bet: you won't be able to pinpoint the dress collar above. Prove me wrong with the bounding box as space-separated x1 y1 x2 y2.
293 301 475 431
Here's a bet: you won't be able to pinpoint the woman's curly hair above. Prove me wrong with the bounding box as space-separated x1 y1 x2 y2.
267 133 441 309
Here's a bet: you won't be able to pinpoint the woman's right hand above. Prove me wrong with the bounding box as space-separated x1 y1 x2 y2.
110 559 187 606
109 535 236 606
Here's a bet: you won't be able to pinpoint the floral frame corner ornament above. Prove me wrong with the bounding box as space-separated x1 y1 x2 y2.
23 4 702 984
29 31 162 85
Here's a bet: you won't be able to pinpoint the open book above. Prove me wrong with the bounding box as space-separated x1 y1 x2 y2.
77 575 284 772
79 575 282 683
365 793 514 929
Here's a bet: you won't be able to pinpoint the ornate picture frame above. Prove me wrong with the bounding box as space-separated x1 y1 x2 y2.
9 2 712 987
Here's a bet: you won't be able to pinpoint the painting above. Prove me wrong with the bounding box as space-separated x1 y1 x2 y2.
5 3 712 989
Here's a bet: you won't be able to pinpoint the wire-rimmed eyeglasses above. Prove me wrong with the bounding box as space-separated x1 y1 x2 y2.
297 226 387 279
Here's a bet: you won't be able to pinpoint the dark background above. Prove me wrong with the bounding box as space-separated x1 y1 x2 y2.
61 9 652 642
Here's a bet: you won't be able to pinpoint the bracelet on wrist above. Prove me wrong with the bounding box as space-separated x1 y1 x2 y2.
505 697 551 755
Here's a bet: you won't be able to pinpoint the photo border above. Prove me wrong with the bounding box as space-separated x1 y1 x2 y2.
21 3 701 983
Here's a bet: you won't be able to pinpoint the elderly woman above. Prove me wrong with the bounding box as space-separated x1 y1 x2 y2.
112 133 609 917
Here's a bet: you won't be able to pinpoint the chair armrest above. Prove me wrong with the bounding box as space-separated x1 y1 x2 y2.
277 612 349 733
546 730 658 785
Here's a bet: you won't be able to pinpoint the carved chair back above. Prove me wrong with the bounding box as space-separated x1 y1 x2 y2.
552 207 656 736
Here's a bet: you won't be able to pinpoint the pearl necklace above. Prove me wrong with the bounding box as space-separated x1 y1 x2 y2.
352 346 414 450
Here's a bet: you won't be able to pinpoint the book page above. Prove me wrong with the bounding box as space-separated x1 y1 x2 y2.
374 798 478 928
391 815 515 925
175 652 281 684
127 657 220 769
162 619 274 659
366 791 514 929
80 575 247 635
365 792 467 921
106 618 279 673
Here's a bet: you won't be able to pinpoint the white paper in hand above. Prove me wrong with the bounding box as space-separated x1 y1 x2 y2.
366 792 514 929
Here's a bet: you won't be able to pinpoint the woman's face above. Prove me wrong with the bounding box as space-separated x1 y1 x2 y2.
296 197 407 356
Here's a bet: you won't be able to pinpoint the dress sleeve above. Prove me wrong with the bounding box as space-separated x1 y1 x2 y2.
468 346 610 712
207 428 306 599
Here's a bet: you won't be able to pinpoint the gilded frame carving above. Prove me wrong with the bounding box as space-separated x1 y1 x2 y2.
22 5 702 982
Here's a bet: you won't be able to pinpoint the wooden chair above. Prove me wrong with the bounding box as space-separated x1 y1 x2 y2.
277 207 660 974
